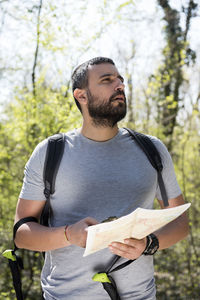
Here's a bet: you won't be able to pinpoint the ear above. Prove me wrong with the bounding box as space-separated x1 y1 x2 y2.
73 88 87 106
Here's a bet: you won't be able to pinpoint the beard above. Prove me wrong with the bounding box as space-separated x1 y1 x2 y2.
86 89 127 127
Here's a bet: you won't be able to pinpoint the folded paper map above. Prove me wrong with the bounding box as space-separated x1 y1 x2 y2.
83 203 191 257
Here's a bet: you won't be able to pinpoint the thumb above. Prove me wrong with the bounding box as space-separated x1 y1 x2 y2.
84 217 99 226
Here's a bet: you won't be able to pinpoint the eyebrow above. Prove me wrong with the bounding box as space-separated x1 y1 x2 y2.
99 73 124 82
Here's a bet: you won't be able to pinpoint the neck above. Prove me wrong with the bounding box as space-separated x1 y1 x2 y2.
80 120 119 142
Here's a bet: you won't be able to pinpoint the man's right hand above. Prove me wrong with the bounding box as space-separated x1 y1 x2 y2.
67 217 98 248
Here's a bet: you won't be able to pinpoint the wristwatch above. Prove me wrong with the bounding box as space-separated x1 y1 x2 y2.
143 233 159 255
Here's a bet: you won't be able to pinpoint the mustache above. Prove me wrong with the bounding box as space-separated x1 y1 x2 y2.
110 91 126 102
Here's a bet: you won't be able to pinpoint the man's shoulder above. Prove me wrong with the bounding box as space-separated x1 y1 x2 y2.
144 133 164 147
38 129 77 147
145 134 168 154
121 128 166 148
121 128 169 157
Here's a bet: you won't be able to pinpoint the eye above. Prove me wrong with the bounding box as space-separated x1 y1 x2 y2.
102 78 112 82
118 76 124 83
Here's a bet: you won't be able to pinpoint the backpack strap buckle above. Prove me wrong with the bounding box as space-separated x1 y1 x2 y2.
92 272 111 283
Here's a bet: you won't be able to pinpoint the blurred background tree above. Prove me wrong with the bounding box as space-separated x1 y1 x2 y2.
0 0 199 298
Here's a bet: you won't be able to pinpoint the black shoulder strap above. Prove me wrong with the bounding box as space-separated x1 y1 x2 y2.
40 133 65 226
125 128 169 207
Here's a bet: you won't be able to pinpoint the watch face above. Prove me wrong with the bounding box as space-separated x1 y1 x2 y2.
143 234 159 255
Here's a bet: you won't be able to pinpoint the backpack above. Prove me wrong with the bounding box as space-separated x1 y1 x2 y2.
3 128 169 300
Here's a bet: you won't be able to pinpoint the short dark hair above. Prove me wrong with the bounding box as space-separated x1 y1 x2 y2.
71 57 115 111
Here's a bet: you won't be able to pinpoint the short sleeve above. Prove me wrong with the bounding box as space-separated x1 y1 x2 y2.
19 139 48 201
149 136 182 201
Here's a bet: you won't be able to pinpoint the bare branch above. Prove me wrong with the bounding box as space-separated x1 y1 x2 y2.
184 0 198 41
32 0 43 97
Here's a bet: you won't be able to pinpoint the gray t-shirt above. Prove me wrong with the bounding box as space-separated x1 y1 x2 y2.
19 128 181 300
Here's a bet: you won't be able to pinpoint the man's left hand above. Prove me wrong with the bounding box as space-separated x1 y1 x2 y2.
109 237 147 260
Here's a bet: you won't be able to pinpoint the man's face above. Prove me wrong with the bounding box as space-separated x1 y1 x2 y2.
86 63 127 127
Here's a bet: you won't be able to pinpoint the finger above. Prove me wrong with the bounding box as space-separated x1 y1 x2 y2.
109 242 135 256
84 217 99 226
109 241 144 259
124 238 138 247
124 238 147 252
110 241 133 252
109 244 135 260
84 218 99 234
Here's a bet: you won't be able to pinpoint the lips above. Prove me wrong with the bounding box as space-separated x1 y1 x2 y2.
114 96 124 101
110 92 126 103
113 96 125 102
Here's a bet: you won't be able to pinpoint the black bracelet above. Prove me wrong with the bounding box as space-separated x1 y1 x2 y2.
143 233 159 256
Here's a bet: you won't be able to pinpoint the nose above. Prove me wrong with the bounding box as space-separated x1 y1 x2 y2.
115 79 125 91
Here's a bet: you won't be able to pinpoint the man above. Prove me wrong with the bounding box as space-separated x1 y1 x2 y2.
15 57 189 299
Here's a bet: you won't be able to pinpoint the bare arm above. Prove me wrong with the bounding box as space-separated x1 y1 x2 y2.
109 194 189 259
14 198 98 252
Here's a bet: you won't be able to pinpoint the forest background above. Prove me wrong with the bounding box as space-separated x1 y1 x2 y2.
0 0 199 299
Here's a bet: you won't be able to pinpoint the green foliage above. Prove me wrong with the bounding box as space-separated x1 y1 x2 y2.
154 122 200 299
0 80 81 298
145 0 198 151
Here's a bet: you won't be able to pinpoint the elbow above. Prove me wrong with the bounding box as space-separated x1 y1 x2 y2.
14 234 24 249
14 228 28 249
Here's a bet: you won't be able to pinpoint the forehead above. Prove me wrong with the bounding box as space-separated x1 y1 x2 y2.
88 63 119 81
